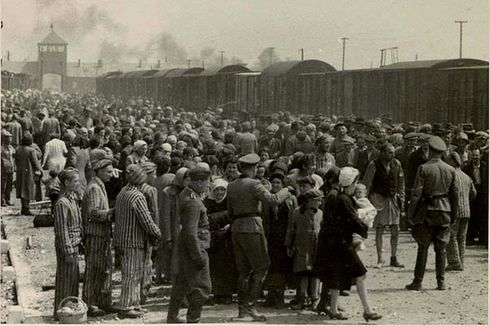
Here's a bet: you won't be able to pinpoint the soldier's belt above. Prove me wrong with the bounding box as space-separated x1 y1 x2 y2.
233 212 261 219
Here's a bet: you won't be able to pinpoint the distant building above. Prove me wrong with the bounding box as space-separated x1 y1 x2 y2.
1 25 181 93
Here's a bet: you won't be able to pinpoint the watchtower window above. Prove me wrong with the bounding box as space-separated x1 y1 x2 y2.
40 45 65 52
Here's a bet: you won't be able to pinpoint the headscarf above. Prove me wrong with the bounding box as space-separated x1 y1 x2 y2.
133 140 147 153
209 178 228 203
172 167 189 188
126 164 147 185
338 167 360 188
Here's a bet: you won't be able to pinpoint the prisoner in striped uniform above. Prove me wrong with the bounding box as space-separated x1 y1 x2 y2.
114 164 161 319
140 161 159 304
53 168 83 320
445 152 477 270
81 159 116 316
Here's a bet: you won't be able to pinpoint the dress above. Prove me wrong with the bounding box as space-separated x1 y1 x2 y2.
316 190 368 290
204 197 237 297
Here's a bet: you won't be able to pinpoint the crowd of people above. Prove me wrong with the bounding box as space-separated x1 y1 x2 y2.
1 88 488 323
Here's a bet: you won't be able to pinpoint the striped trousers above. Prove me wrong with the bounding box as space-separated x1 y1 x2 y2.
140 245 152 300
82 235 113 308
119 247 145 311
54 247 80 318
446 218 470 269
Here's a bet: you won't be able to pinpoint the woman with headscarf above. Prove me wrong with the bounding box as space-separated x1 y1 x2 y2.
53 168 83 320
204 178 237 304
262 171 297 309
317 167 381 322
158 167 190 283
126 140 149 167
15 133 43 215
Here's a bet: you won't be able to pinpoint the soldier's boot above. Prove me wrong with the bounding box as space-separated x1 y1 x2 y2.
167 297 185 323
435 248 447 290
236 278 249 318
262 289 276 307
187 293 205 323
274 291 287 309
242 277 267 321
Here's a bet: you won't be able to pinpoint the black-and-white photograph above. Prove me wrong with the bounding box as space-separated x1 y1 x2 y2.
0 0 488 324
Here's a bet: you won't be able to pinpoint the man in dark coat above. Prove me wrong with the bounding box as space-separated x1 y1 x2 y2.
406 136 458 291
167 166 211 323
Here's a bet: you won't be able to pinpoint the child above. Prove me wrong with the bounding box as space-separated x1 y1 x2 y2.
285 189 323 310
352 183 377 251
43 169 61 213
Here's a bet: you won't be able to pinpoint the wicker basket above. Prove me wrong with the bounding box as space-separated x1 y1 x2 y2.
56 296 87 324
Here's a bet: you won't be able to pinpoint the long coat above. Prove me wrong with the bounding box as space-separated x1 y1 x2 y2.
285 206 323 273
316 189 368 291
15 145 42 200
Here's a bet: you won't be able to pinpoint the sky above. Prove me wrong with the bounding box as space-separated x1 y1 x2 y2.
1 0 489 70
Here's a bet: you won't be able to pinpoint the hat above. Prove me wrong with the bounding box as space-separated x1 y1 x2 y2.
428 136 447 152
420 124 432 133
266 123 279 133
141 161 157 174
126 164 147 185
166 135 177 145
271 161 288 175
269 171 286 183
161 143 172 152
92 158 113 172
338 167 360 187
404 132 419 140
334 122 346 130
455 132 469 143
475 131 489 139
303 188 324 201
238 153 260 166
188 166 211 180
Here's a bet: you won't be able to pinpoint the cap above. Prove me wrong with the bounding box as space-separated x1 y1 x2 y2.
404 132 419 140
428 136 447 152
141 161 157 174
92 158 113 172
238 153 260 166
126 164 147 185
334 122 346 130
271 161 288 175
188 166 211 180
303 188 324 201
455 132 469 143
266 123 279 133
475 131 489 139
420 124 432 133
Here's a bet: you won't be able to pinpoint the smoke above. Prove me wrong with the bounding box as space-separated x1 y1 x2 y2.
253 47 281 70
141 32 188 64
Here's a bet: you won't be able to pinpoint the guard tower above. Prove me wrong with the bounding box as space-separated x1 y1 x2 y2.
38 24 67 91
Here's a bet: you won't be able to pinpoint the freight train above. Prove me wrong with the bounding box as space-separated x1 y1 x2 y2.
96 58 489 129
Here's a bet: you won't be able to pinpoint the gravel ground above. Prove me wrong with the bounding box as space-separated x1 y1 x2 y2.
1 210 488 324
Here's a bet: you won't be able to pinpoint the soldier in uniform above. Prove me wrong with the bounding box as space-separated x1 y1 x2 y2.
167 166 212 323
405 136 458 291
227 153 291 321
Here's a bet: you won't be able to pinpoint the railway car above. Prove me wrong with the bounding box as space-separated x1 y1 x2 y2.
195 65 251 112
161 68 203 108
235 71 261 113
260 60 336 113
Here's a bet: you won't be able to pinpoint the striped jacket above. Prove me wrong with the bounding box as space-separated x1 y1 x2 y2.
141 183 159 225
82 176 112 237
114 184 161 249
453 168 477 218
54 193 83 256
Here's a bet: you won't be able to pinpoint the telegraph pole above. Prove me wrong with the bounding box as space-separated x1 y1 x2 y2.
187 59 191 68
455 20 468 58
220 51 225 66
341 37 349 71
269 47 275 65
299 48 304 61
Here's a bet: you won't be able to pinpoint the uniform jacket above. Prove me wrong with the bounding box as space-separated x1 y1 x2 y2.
82 176 111 237
15 145 42 200
227 176 290 233
407 158 458 226
179 186 211 262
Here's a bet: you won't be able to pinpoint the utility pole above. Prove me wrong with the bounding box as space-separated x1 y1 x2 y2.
269 47 275 65
299 48 304 61
455 20 468 58
220 51 225 66
202 60 205 69
187 59 191 68
380 49 385 67
341 37 349 71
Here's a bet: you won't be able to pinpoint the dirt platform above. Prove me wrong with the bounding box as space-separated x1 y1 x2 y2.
1 213 487 324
